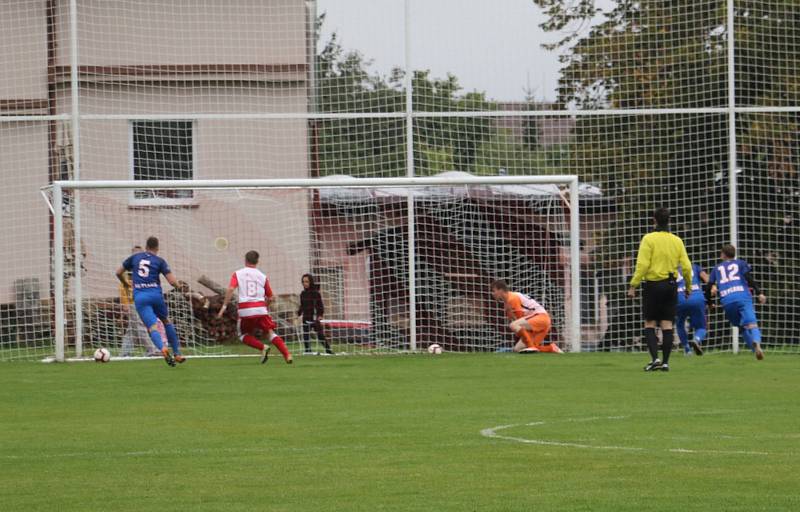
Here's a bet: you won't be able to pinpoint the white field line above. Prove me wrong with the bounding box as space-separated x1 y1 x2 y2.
481 415 772 456
0 444 369 462
40 351 414 363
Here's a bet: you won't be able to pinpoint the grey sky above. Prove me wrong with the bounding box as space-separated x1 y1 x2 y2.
316 0 614 103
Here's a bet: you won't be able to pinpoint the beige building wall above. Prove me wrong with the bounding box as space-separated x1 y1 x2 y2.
1 0 311 307
0 122 52 303
55 0 307 68
0 2 49 102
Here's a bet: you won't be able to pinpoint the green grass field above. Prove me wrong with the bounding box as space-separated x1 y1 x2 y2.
1 353 798 511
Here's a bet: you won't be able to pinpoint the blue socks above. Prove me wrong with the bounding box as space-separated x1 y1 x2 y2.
694 327 707 343
148 328 164 350
742 327 762 351
165 323 181 355
677 323 690 352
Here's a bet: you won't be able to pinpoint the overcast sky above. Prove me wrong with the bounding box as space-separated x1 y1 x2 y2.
316 0 614 103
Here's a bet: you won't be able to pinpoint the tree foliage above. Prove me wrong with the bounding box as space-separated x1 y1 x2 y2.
313 16 564 178
533 0 800 341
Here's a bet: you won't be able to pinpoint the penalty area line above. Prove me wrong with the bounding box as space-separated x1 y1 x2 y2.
481 417 771 456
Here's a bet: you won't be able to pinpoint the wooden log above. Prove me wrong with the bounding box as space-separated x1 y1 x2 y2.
198 275 225 295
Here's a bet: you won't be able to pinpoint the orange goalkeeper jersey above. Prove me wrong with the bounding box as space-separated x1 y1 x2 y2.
505 292 547 320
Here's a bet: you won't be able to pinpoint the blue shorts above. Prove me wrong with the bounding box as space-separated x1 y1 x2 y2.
676 294 706 329
721 299 758 328
133 289 169 329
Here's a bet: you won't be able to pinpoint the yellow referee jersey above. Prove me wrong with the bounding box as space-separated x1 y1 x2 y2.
630 231 693 287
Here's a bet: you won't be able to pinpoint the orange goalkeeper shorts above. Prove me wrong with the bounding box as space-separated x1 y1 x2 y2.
525 313 552 346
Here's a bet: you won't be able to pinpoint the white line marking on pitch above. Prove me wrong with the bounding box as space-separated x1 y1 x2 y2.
481 416 771 456
0 444 369 462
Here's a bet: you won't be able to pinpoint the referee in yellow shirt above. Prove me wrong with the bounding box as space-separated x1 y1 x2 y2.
627 208 693 372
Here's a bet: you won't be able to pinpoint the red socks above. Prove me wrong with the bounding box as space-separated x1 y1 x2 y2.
271 336 291 361
242 334 290 362
242 335 265 351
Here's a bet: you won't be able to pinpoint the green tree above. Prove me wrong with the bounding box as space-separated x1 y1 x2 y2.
313 27 406 177
314 19 542 178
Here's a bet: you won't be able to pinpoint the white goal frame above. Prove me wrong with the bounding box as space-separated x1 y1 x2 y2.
49 175 581 362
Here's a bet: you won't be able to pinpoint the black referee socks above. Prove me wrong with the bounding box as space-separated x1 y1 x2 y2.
644 327 659 361
661 329 674 364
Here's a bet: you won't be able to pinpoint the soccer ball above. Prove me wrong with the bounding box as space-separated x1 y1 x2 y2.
427 343 443 355
93 348 111 363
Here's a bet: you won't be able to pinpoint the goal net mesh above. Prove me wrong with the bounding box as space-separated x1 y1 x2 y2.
53 182 574 358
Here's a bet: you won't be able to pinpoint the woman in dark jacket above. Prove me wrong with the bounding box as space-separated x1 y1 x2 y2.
297 274 333 354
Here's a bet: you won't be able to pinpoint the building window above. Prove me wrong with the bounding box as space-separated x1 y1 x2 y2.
131 121 194 204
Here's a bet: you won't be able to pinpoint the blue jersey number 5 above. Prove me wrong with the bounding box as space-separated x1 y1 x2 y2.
138 259 151 278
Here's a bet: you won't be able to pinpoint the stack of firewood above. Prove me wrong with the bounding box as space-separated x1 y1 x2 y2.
184 275 238 342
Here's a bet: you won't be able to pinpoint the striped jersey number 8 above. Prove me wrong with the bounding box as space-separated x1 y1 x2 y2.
718 263 739 284
138 259 151 278
244 279 259 297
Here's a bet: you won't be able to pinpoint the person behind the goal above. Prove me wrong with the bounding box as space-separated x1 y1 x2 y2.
297 273 333 355
491 280 562 354
217 250 293 364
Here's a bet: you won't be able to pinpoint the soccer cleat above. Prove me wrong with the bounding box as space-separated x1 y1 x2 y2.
644 359 662 372
755 347 764 360
161 348 175 367
286 355 294 364
550 344 564 354
174 355 186 364
660 363 670 372
519 347 540 354
689 340 704 356
260 346 271 364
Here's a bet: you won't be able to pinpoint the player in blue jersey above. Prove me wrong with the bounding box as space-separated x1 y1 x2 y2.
708 244 767 360
675 263 708 356
115 236 187 367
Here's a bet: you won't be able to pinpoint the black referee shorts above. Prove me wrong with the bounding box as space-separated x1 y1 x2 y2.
641 279 678 322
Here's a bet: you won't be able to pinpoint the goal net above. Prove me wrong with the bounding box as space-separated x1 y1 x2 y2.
46 176 581 361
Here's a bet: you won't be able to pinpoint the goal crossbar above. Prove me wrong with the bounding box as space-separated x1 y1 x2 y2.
50 175 580 190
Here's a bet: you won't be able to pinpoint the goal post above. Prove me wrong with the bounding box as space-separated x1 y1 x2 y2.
48 175 581 362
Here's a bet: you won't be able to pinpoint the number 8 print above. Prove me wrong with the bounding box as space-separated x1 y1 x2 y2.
245 279 258 297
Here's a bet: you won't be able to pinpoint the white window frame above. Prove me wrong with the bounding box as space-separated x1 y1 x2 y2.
128 120 198 206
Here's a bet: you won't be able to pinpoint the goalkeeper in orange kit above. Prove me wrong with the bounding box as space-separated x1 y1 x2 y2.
491 280 562 353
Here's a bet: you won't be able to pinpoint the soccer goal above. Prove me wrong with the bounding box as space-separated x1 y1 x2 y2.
44 175 581 362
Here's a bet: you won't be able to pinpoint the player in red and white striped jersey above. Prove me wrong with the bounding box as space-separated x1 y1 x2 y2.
217 250 293 364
